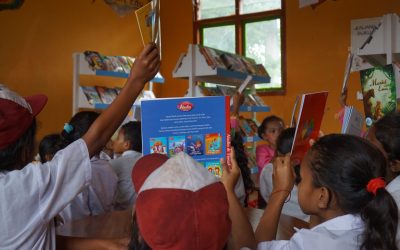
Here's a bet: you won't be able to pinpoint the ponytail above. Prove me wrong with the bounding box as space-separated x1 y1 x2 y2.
361 188 398 250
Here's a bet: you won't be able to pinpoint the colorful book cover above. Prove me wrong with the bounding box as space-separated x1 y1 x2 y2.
95 86 117 104
141 96 230 177
205 161 222 178
168 135 186 157
186 134 204 156
291 92 328 162
81 86 102 105
84 51 106 70
360 64 397 127
149 137 167 155
238 118 254 137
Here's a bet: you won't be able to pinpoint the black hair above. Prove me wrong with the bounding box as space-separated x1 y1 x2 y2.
374 112 400 165
231 132 255 200
0 119 37 172
309 134 398 250
120 121 142 153
275 127 300 184
60 111 100 148
257 115 284 139
39 133 63 163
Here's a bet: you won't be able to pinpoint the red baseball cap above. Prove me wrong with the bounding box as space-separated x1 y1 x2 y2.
0 85 47 150
132 152 231 250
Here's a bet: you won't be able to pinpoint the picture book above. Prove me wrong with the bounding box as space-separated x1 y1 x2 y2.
200 46 227 69
81 86 102 105
360 64 396 127
141 96 231 177
341 106 364 136
220 53 248 73
84 51 106 70
135 1 154 46
291 91 328 162
238 118 254 137
95 86 117 104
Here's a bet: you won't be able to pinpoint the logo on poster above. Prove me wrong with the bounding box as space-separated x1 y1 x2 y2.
177 101 193 112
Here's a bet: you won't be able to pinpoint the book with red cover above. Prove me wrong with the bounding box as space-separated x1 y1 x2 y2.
291 91 328 162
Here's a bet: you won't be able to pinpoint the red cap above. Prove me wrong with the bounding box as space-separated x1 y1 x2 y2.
0 85 47 149
131 153 231 250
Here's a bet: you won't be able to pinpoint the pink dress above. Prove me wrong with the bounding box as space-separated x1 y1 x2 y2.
256 144 275 173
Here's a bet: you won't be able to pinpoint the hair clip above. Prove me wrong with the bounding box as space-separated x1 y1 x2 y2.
64 123 74 134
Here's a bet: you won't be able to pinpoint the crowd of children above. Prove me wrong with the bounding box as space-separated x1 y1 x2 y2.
1 43 400 250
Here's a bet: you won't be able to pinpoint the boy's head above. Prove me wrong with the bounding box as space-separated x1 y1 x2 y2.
113 121 142 154
0 85 47 171
130 152 231 250
257 115 284 146
39 134 62 164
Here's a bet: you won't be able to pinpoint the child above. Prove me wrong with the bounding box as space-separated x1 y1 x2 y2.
38 133 62 163
110 121 142 210
255 134 398 249
128 150 255 250
259 127 309 221
0 43 160 249
256 115 284 173
366 112 400 245
57 111 118 223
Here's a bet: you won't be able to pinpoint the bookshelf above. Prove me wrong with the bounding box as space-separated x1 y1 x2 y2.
173 44 271 177
72 52 164 115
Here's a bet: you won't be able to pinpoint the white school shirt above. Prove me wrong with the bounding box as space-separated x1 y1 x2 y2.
259 163 309 221
0 139 91 250
256 214 364 250
58 155 117 223
386 175 400 247
110 150 142 210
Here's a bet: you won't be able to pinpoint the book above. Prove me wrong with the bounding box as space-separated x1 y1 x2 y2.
254 64 270 77
81 86 102 105
220 53 248 73
341 106 364 136
95 86 118 104
141 96 231 177
200 46 227 69
291 91 328 162
238 118 254 137
135 1 154 46
84 51 106 70
359 64 397 127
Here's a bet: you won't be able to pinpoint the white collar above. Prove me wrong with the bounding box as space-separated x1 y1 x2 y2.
387 175 400 193
312 214 364 231
122 150 141 157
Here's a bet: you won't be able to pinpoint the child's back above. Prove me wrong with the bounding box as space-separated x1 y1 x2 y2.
110 121 142 210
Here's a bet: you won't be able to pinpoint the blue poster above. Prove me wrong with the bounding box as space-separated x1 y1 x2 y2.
141 96 230 177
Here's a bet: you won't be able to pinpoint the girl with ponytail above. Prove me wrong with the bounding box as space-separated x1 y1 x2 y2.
255 134 398 250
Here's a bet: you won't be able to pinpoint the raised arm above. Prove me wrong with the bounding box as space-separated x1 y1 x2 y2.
221 148 256 250
82 43 160 157
255 155 294 242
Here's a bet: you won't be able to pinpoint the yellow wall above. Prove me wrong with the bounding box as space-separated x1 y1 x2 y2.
1 0 400 141
160 0 400 133
0 0 144 140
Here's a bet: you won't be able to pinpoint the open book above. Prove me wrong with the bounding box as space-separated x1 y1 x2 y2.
291 92 328 162
141 96 230 177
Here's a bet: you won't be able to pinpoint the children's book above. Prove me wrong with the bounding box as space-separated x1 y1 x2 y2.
141 96 230 177
135 1 154 46
81 86 103 105
84 51 106 70
95 86 118 104
291 91 328 162
238 118 254 137
360 64 397 127
341 106 364 136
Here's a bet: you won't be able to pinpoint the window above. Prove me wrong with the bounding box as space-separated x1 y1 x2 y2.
194 0 285 93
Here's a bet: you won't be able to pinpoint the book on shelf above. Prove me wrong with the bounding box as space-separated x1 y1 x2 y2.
81 86 103 105
217 85 237 96
95 86 118 104
141 96 231 177
220 53 248 73
341 106 364 136
238 118 255 137
83 50 135 74
291 91 328 162
84 51 106 71
254 64 270 78
359 64 397 127
198 45 227 69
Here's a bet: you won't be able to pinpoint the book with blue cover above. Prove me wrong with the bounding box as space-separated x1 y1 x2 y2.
141 96 230 177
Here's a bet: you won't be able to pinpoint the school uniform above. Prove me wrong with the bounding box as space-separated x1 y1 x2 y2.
259 163 309 221
386 175 400 246
58 155 117 224
0 139 91 250
256 214 364 250
109 150 142 210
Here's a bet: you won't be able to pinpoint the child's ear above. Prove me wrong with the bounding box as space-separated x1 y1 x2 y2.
123 141 131 151
389 160 400 173
317 187 331 209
